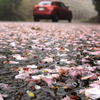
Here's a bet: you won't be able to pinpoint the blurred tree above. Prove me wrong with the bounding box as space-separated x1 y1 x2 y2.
0 0 22 21
93 0 100 15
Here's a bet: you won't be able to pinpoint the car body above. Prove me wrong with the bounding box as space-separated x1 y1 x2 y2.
33 1 73 22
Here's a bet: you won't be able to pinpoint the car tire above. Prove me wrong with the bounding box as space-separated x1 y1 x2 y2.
52 14 59 22
34 16 40 22
68 14 72 23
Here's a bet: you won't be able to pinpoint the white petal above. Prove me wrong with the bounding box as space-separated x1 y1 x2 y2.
35 85 41 89
85 88 100 99
27 65 37 69
0 94 3 100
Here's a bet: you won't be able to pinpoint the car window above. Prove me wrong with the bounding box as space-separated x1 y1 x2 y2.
56 2 62 7
60 2 66 8
55 2 66 8
38 1 52 5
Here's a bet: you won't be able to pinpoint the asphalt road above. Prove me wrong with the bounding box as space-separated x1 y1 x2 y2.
0 21 100 100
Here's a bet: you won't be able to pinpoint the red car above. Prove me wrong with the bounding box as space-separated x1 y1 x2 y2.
33 1 73 22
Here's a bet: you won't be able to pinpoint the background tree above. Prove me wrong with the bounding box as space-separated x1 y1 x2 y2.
0 0 22 21
93 0 100 16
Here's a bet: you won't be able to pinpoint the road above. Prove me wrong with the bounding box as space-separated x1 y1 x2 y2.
0 21 100 100
0 19 99 25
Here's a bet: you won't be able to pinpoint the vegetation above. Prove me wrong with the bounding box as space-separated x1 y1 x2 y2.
0 0 22 21
92 0 100 22
18 0 36 21
93 0 100 15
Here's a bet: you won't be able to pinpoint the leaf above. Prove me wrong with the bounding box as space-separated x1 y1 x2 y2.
30 86 36 91
22 67 29 71
61 86 69 89
3 61 9 64
8 57 14 60
42 70 48 73
37 66 43 69
50 86 57 89
26 90 35 97
70 95 78 99
60 47 65 50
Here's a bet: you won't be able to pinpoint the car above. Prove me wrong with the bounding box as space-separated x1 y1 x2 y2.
33 0 73 22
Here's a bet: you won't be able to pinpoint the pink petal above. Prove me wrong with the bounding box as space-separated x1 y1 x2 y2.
41 77 53 86
0 55 6 59
43 57 53 62
89 51 100 55
12 54 27 60
90 83 100 89
81 58 89 63
15 73 29 79
81 74 98 80
69 70 80 77
9 61 19 64
9 42 16 46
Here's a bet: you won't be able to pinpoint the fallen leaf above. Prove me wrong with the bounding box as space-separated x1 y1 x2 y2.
3 60 8 64
26 90 35 97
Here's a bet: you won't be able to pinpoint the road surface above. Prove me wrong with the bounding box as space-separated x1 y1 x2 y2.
0 21 100 100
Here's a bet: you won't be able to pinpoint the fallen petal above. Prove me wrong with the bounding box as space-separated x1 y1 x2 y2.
41 77 53 86
85 88 100 99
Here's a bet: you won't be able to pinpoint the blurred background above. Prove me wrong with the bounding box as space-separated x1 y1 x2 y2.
0 0 99 22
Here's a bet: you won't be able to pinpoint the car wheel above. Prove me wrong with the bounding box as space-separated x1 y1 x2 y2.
52 14 59 22
68 14 72 23
34 17 40 22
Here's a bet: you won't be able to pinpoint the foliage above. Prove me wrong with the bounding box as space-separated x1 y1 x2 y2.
93 0 100 15
0 0 22 21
